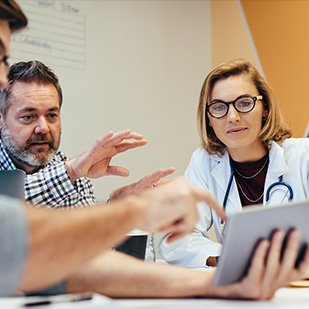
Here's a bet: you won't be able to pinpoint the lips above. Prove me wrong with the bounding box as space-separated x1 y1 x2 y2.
29 143 50 150
30 141 49 145
227 127 247 134
26 134 54 151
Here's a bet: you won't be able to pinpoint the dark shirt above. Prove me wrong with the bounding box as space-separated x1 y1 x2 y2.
231 153 269 207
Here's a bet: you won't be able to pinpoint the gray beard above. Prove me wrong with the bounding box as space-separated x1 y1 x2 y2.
1 125 57 168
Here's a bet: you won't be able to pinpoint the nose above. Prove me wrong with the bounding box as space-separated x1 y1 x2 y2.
226 104 240 122
34 117 50 134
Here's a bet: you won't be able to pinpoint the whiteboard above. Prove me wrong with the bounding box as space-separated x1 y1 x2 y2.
11 0 212 201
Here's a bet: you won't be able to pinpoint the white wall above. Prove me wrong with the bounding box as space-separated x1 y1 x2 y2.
12 0 212 201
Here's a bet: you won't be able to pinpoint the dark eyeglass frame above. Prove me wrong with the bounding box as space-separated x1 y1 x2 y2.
0 54 9 71
206 95 263 119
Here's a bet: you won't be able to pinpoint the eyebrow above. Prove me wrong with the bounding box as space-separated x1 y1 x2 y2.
210 94 253 104
17 107 60 113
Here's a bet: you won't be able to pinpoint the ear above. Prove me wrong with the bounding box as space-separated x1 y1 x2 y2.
0 113 3 131
262 109 268 119
262 100 269 118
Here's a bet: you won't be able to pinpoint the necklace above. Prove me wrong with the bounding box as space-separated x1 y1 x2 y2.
235 178 264 203
234 157 269 180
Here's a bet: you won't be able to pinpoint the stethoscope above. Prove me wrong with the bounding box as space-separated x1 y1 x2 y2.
219 164 294 229
265 175 294 202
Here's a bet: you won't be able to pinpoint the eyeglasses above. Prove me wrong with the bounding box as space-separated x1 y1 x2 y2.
0 54 9 72
206 95 263 119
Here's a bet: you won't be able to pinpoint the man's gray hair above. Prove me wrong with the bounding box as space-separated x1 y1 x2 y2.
0 60 63 118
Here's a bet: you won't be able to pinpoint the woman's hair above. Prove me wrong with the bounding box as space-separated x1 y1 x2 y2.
197 59 292 155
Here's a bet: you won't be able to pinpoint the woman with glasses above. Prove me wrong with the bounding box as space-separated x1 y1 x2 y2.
160 59 309 268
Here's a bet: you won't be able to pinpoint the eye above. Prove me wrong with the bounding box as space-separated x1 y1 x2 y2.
211 103 227 112
46 113 59 121
236 97 253 108
20 115 34 123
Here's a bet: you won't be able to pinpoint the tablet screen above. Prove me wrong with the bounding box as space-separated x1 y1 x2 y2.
214 201 309 285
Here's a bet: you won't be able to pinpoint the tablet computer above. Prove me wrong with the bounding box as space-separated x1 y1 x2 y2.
214 200 309 285
0 170 25 200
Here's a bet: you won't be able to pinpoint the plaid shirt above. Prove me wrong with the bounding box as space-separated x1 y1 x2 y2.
0 140 96 208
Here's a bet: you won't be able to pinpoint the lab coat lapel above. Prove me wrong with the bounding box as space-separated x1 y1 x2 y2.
211 152 242 213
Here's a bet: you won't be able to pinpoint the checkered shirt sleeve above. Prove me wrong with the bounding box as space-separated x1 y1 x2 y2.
0 142 96 207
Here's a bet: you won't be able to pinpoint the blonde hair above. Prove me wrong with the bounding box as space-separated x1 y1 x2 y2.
197 59 292 155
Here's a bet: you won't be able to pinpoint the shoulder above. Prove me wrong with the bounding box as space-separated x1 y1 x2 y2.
281 138 309 153
189 148 211 167
187 147 226 170
190 147 221 161
273 138 309 164
191 147 208 159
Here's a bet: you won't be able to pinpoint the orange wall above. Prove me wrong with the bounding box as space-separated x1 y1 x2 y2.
212 0 256 67
212 0 309 137
241 0 309 137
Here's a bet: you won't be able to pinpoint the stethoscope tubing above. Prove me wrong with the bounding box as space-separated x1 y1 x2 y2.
265 175 294 202
220 168 294 225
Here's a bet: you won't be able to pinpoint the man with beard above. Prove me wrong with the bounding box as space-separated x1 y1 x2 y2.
0 0 308 301
0 60 172 264
0 60 175 208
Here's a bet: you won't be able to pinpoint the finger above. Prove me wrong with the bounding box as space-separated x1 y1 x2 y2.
260 231 284 292
155 178 173 186
105 166 130 177
166 231 188 243
156 220 182 234
276 230 300 284
159 211 198 243
114 139 147 153
104 130 145 147
94 131 115 148
136 168 176 189
296 248 309 280
151 168 176 184
245 239 269 284
191 186 227 221
150 168 176 180
165 220 197 243
122 130 145 140
164 223 194 243
94 130 144 151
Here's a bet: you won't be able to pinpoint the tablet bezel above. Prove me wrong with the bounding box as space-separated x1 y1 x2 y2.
214 200 309 285
0 170 25 200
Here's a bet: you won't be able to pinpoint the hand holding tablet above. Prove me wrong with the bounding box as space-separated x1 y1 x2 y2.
215 201 309 286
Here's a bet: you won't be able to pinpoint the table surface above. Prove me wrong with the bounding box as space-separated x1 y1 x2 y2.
1 287 309 308
117 288 309 308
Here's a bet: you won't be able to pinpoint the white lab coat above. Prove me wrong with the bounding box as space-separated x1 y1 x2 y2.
159 138 309 268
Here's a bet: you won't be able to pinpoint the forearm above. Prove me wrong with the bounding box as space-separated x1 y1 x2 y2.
18 198 144 293
66 251 214 298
